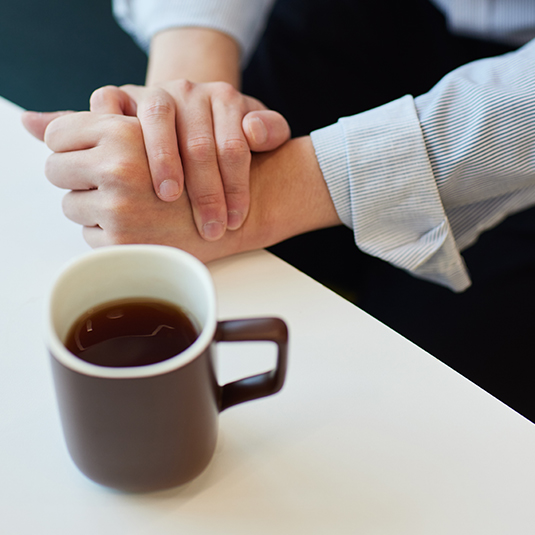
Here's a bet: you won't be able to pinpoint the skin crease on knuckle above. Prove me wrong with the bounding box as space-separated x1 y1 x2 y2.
141 92 174 123
193 190 226 210
184 136 217 165
150 144 178 164
217 137 250 167
221 181 249 199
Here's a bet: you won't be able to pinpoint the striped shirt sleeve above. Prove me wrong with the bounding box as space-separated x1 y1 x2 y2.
311 38 535 292
430 0 535 46
112 0 275 65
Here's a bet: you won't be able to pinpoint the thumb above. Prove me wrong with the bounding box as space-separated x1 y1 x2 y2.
243 110 291 152
21 110 74 141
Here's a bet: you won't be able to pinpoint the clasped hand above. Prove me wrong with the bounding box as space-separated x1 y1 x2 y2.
22 81 339 260
25 110 249 261
23 79 290 240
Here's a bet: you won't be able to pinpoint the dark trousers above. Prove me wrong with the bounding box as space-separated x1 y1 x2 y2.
243 0 535 421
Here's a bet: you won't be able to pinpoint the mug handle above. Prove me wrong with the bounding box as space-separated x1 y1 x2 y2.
215 317 288 411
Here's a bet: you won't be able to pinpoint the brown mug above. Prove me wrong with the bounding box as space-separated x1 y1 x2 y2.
45 245 288 492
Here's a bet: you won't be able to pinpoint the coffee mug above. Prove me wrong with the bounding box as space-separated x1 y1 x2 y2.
45 245 288 492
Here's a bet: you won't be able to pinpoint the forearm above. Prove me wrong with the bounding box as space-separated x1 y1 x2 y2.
146 27 241 87
113 0 276 86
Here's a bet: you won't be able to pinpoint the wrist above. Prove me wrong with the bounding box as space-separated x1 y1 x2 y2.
240 137 341 252
146 27 241 88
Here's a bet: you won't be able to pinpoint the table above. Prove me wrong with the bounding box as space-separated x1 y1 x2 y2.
1 95 534 534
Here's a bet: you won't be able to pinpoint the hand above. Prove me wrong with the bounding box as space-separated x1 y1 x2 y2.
26 111 339 261
35 111 239 259
89 82 291 240
22 83 290 241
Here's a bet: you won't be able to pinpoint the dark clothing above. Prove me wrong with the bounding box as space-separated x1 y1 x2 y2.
243 0 535 422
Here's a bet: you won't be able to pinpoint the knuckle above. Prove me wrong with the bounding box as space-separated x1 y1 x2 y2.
185 136 216 164
194 191 225 210
218 138 250 164
224 181 249 198
150 144 177 164
212 81 238 100
141 93 174 121
104 116 142 145
174 78 194 93
102 157 138 185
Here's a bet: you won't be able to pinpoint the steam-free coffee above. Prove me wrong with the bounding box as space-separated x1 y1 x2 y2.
65 298 198 367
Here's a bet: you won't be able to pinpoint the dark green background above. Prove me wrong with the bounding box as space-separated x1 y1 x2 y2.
0 0 147 111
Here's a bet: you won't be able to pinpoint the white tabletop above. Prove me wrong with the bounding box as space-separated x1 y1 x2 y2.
1 95 534 534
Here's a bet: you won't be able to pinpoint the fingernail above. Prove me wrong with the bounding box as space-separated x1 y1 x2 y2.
247 117 268 145
159 179 180 200
227 210 244 230
202 220 225 240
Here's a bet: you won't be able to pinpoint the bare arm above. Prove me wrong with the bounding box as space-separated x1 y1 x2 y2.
146 27 241 87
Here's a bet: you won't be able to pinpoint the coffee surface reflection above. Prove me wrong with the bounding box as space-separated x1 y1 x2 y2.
65 298 198 367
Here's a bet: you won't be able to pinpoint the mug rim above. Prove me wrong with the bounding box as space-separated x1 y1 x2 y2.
45 245 217 379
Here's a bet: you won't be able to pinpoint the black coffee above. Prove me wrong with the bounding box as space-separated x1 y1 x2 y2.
65 298 199 367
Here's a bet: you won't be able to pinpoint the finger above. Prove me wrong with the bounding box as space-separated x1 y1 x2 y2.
62 189 101 226
242 110 291 152
45 149 100 190
177 94 227 241
211 92 251 230
90 85 136 115
44 111 103 152
121 85 184 202
21 111 74 141
82 225 108 248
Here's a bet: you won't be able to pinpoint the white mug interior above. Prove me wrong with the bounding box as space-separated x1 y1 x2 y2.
46 245 217 379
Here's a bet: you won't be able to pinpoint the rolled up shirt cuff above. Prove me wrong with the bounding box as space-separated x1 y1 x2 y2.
310 95 471 292
113 0 275 66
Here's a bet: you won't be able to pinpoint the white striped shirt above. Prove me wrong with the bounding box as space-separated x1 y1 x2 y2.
312 40 535 290
113 0 535 290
